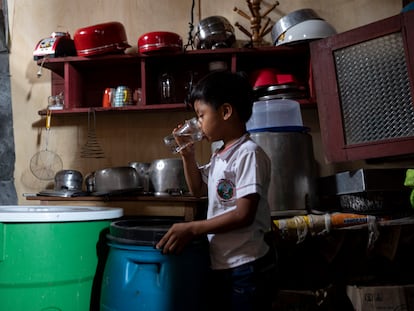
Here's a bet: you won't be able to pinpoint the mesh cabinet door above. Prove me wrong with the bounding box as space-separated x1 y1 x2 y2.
310 10 414 163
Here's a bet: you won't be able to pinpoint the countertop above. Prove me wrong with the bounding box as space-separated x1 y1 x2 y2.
25 194 208 221
25 194 207 202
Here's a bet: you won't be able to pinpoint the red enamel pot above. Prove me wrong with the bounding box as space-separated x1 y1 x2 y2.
74 21 130 56
138 31 183 54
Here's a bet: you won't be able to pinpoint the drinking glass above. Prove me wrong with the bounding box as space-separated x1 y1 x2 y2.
164 117 203 153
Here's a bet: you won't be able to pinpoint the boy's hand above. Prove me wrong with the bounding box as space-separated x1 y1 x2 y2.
156 222 196 254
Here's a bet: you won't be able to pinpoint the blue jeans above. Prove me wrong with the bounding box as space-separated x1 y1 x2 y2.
207 249 279 311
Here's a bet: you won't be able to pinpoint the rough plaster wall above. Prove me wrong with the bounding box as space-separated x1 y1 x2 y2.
0 3 17 205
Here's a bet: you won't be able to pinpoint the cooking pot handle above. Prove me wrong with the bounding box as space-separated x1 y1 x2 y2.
213 42 230 49
85 172 96 193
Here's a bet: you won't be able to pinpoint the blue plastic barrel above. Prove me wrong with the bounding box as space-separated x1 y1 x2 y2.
100 219 210 311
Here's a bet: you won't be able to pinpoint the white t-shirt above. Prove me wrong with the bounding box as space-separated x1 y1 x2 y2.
200 133 272 270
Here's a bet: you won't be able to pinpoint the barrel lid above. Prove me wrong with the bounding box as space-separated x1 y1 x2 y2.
0 205 123 222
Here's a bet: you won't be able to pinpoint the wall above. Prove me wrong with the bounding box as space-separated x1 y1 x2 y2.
0 1 17 204
6 0 404 204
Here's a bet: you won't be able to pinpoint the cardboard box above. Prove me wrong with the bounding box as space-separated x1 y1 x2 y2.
346 285 414 311
273 290 318 311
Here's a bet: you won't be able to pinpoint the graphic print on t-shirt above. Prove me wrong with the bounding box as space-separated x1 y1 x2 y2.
217 178 235 201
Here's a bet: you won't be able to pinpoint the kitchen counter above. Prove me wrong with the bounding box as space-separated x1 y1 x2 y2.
25 195 208 221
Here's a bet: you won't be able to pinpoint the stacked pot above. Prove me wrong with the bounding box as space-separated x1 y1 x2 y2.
247 99 318 216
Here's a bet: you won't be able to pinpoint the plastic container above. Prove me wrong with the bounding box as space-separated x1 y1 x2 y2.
246 99 303 131
0 205 123 311
100 218 210 311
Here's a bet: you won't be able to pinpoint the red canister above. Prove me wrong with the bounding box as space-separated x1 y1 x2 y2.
74 22 130 56
102 88 115 107
138 31 183 54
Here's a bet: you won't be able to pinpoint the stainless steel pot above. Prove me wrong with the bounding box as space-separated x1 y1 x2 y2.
128 162 152 193
195 16 236 49
149 158 189 196
250 131 318 216
88 166 141 194
84 173 95 193
54 170 83 191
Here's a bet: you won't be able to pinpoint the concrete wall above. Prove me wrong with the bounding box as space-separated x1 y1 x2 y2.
5 0 405 203
0 2 17 204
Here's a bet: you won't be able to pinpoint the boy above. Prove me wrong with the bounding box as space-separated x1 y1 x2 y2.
156 70 277 310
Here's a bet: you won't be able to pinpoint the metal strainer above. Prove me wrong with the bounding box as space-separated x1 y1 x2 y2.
30 110 63 180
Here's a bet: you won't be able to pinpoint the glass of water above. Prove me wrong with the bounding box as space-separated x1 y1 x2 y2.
164 117 203 153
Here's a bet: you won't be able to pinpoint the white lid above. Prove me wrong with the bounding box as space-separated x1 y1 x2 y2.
0 205 123 222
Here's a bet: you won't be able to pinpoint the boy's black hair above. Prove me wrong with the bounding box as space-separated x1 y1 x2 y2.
189 70 254 123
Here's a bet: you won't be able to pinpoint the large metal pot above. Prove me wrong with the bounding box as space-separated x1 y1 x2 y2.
73 21 130 56
148 158 189 196
250 131 318 216
54 170 83 191
128 162 152 193
88 166 141 194
195 16 236 49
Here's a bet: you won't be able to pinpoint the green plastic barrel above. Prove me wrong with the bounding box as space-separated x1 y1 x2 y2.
0 205 123 311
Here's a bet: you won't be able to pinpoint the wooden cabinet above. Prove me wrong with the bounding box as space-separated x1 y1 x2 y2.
310 10 414 163
38 44 313 115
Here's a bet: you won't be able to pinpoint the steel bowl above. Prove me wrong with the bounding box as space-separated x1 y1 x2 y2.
271 8 321 45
